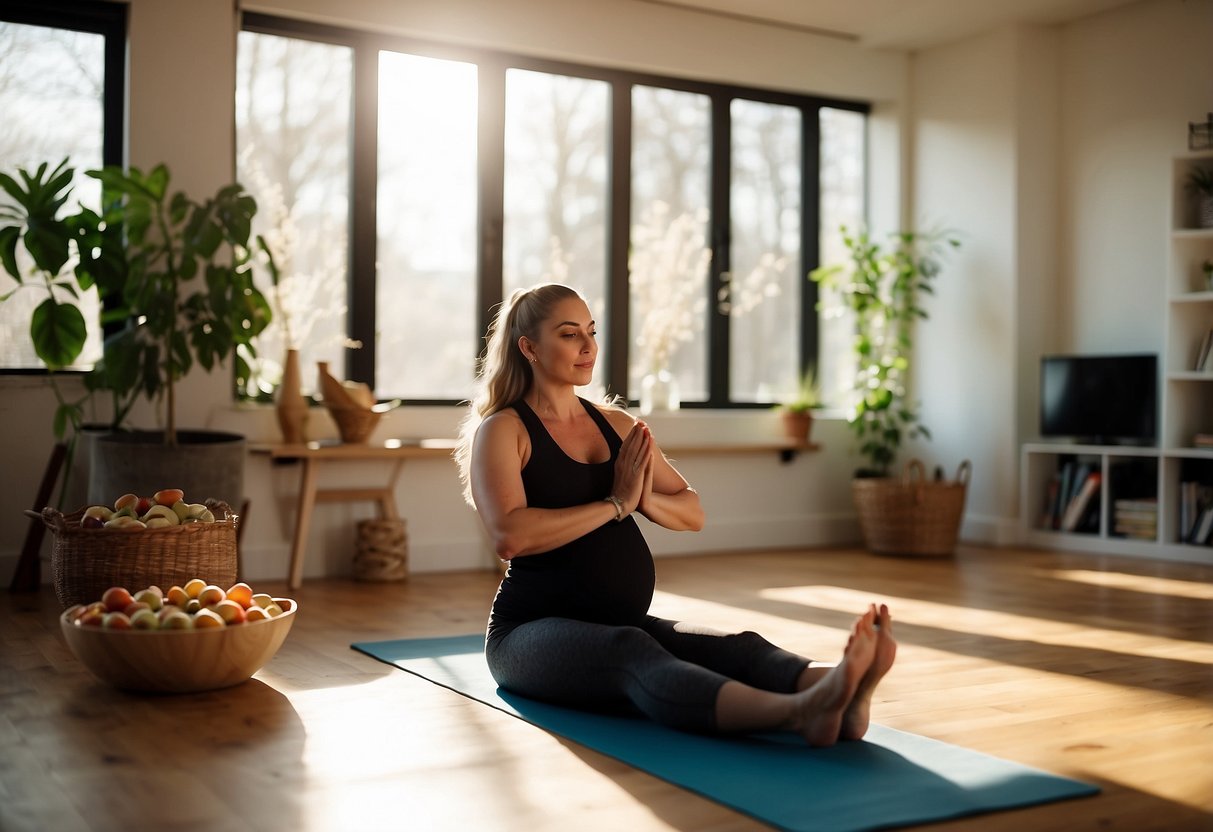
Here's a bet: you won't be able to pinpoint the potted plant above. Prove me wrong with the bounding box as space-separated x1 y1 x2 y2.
810 225 968 557
1 158 272 509
776 368 822 445
1188 166 1213 228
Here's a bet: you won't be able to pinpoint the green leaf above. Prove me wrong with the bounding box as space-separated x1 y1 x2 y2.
0 225 20 280
30 297 87 368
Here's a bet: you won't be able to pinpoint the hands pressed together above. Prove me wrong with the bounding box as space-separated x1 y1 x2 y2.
611 421 654 519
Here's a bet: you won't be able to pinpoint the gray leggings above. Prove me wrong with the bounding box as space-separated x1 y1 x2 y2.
485 616 812 733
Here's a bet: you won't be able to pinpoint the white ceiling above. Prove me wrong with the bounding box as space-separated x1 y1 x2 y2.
637 0 1143 49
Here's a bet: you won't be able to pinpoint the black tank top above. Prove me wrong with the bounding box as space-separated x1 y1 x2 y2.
488 397 655 630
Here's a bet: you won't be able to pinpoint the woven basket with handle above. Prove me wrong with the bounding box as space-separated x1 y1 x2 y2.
30 498 239 609
851 459 971 557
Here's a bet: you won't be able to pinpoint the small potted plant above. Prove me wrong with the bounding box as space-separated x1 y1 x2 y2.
776 368 822 445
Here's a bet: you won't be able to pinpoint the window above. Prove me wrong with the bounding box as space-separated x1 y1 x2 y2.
236 29 353 399
238 14 867 407
0 0 124 372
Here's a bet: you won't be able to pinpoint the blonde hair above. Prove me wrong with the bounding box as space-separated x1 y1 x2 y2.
455 283 585 505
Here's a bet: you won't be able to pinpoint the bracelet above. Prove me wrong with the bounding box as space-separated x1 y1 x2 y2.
604 495 625 522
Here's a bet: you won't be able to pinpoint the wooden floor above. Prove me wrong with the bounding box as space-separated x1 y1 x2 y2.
2 544 1211 832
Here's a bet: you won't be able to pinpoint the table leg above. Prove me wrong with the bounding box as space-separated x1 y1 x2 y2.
377 459 405 520
289 458 319 590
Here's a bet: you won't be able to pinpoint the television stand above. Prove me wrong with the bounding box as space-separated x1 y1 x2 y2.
1020 442 1210 564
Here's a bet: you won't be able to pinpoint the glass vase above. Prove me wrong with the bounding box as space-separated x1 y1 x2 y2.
640 369 680 416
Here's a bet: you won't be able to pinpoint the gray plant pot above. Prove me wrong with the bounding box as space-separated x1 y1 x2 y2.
88 430 245 512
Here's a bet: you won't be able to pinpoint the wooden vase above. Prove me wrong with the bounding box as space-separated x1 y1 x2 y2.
276 349 308 444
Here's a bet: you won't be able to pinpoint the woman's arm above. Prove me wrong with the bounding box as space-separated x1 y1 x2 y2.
469 411 641 560
604 410 704 532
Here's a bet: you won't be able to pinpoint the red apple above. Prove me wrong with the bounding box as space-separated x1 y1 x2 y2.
102 611 132 630
101 586 134 613
213 599 246 625
225 582 254 609
154 488 185 506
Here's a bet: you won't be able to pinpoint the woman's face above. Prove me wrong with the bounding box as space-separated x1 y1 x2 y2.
523 296 597 385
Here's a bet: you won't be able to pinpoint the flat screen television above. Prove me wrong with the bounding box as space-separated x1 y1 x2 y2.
1040 354 1157 445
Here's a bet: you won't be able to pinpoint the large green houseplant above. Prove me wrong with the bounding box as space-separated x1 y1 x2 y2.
810 225 959 477
810 225 966 558
1 158 272 508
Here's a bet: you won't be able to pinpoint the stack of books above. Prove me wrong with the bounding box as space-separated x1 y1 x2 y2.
1113 498 1159 540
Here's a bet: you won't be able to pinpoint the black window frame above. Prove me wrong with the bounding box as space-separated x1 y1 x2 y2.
241 12 869 408
0 0 127 376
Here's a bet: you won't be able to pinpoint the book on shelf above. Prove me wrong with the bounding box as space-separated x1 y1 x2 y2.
1194 433 1213 449
1060 472 1102 532
1196 329 1213 372
1191 507 1213 545
1179 481 1213 542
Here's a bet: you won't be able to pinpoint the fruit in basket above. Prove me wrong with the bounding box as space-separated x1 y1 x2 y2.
154 488 185 506
161 609 194 630
130 609 160 630
80 489 222 530
183 578 206 599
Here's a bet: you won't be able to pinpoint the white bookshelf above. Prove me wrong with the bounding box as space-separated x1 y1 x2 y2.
1021 152 1213 565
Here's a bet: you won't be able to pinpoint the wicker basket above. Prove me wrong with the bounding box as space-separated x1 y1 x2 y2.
353 518 408 581
325 403 383 444
851 460 971 558
33 498 239 609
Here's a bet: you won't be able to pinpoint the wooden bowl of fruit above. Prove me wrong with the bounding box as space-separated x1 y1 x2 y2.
60 579 297 694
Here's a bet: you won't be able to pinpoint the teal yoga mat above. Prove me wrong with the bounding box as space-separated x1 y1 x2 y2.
351 634 1098 832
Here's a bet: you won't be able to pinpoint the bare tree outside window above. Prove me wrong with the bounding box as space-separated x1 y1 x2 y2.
504 68 609 397
728 98 801 403
0 22 104 370
236 31 352 398
630 86 711 401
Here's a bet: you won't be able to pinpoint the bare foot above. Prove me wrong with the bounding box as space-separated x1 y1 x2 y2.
840 603 897 741
789 607 877 746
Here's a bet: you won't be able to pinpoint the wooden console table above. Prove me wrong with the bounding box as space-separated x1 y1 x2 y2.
249 439 457 589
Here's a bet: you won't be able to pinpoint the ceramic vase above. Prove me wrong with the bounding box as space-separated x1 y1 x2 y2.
276 349 308 444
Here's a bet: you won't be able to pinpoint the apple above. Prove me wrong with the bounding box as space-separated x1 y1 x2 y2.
83 505 113 522
134 496 155 516
141 504 179 525
193 608 225 629
197 585 226 608
264 602 284 617
165 585 190 608
185 599 201 614
101 586 134 612
102 611 132 630
157 604 182 623
225 582 254 609
160 610 194 630
212 599 246 625
183 578 207 599
81 515 104 530
145 517 173 529
171 500 191 522
245 606 271 622
133 588 163 611
113 493 138 511
130 609 160 630
251 593 275 609
154 488 185 506
123 601 151 618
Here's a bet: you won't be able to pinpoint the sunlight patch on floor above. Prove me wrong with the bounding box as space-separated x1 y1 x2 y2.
755 584 1213 665
1041 568 1213 599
